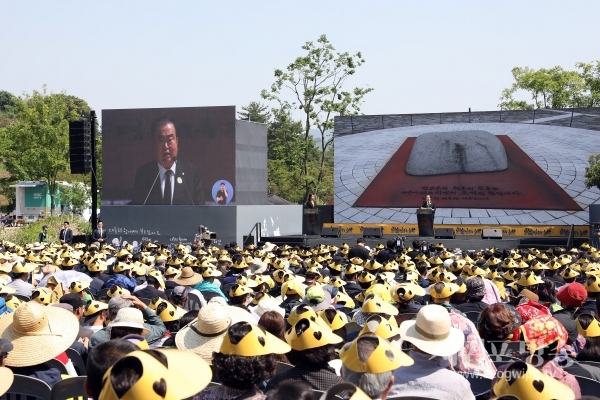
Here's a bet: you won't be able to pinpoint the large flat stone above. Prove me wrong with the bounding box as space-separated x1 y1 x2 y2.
406 130 508 176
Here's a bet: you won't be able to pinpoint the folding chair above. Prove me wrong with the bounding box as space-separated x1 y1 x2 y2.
66 348 86 376
187 292 202 311
575 375 600 396
275 361 294 374
464 311 481 326
45 359 69 375
1 374 51 400
50 376 87 400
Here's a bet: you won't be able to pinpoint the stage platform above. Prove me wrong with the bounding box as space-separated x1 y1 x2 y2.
259 234 588 251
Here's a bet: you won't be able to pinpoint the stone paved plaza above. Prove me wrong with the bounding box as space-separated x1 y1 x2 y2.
334 122 600 225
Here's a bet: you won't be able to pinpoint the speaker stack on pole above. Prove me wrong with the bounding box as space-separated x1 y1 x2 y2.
69 119 92 174
69 112 98 229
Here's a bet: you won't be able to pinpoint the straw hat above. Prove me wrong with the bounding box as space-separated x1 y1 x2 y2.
219 321 291 356
0 301 79 367
399 304 464 357
99 348 213 400
175 303 232 363
173 267 202 286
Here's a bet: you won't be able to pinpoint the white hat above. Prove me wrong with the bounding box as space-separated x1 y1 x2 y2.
252 299 285 319
399 304 464 357
262 242 276 252
443 259 454 268
110 308 150 335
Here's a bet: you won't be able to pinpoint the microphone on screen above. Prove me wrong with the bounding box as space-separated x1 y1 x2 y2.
178 171 195 206
142 157 166 206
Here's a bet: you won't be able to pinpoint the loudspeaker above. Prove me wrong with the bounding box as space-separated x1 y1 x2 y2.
434 228 454 239
69 120 92 174
362 227 383 238
482 228 502 239
320 227 340 238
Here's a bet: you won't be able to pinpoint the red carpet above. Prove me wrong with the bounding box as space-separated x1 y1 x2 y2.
353 135 581 210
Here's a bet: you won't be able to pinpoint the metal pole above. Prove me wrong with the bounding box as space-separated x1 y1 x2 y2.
499 108 502 123
532 108 536 124
410 114 412 126
381 115 384 129
91 110 98 230
350 116 354 134
469 107 471 123
570 107 575 127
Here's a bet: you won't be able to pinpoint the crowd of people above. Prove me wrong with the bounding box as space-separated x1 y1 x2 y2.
0 235 600 399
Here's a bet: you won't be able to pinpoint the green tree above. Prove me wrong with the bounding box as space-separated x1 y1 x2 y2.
55 183 89 215
0 86 90 214
576 61 600 107
500 66 586 109
585 154 600 190
0 90 18 128
237 101 271 123
262 34 373 203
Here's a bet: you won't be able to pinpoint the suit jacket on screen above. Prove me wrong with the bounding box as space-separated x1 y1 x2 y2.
130 160 205 205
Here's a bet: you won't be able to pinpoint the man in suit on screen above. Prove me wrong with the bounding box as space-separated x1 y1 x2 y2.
130 117 205 205
421 194 436 215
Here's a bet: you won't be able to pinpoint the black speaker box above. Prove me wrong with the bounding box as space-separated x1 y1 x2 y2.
482 228 502 239
362 227 383 238
434 228 455 239
69 120 92 174
320 227 340 238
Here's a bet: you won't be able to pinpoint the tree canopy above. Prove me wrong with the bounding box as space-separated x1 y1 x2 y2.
0 86 92 213
261 34 372 204
500 61 600 109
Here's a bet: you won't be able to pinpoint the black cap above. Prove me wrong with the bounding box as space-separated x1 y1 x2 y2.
60 293 85 310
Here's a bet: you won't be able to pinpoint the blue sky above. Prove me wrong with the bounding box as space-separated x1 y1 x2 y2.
2 1 598 125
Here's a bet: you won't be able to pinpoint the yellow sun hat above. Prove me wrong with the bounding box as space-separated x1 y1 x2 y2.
99 348 212 400
219 321 291 356
340 333 413 373
492 360 575 400
285 317 342 351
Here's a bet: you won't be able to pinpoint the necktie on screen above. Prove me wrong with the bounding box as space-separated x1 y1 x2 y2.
164 170 173 205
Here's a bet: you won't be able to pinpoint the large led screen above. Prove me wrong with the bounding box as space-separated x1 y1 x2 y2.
334 116 600 226
102 106 236 206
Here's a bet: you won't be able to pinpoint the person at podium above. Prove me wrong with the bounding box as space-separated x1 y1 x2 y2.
421 194 436 215
305 193 316 209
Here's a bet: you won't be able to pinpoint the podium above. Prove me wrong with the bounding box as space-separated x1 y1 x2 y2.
416 208 434 237
303 209 320 235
